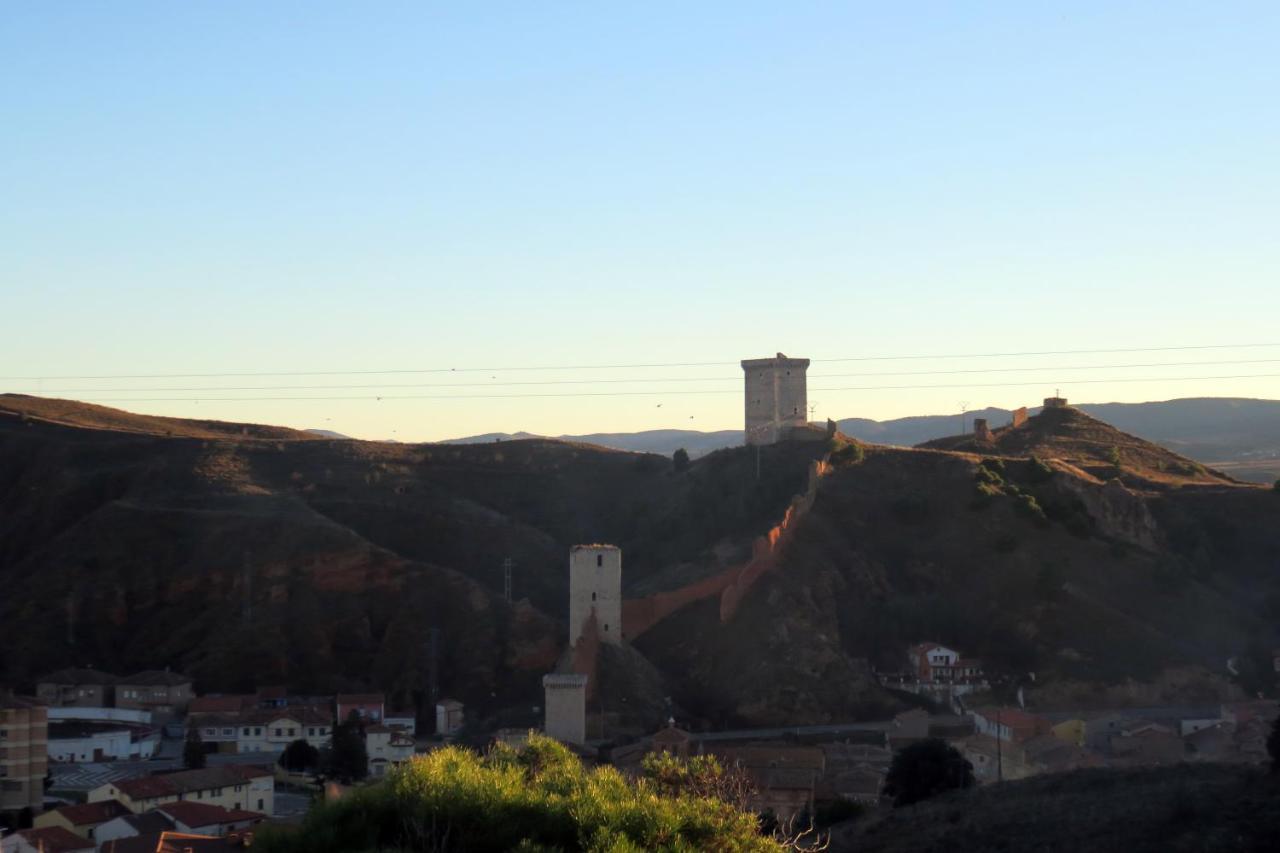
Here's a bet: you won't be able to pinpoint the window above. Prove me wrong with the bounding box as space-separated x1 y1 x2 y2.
197 790 203 799
0 729 6 740
204 729 216 737
596 554 602 567
242 728 251 736
287 727 296 736
235 785 243 793
591 592 596 601
222 728 233 736
274 728 283 737
603 623 609 632
308 727 315 737
257 798 264 811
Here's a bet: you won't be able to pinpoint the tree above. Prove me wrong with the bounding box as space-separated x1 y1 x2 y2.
883 738 974 807
183 726 207 770
1269 714 1280 774
326 711 368 783
1273 478 1280 493
673 447 691 472
1106 445 1123 470
253 734 788 853
280 738 320 773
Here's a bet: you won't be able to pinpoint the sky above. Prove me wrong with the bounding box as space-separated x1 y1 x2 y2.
3 2 1278 441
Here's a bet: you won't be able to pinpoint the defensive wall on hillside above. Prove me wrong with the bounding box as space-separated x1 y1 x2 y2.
620 457 832 641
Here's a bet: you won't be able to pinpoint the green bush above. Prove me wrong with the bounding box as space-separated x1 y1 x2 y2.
256 733 780 853
831 442 865 465
1027 456 1055 483
1106 446 1123 469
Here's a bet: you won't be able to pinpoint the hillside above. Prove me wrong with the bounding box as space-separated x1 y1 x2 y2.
851 763 1280 853
919 404 1237 488
2 394 1278 730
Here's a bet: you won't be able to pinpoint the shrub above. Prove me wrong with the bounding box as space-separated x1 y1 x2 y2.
814 797 864 827
884 738 975 807
672 448 691 472
1014 493 1048 524
1027 456 1055 483
1273 479 1280 494
256 734 781 852
831 442 865 465
1106 446 1123 469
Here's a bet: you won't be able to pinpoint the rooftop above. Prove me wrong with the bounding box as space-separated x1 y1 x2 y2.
108 765 270 800
120 670 192 687
336 693 385 705
16 826 94 853
49 799 134 826
39 667 119 686
155 800 265 827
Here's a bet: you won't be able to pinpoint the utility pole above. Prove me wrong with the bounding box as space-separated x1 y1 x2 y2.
427 627 440 705
503 557 514 604
996 708 1003 783
242 550 252 626
959 401 970 435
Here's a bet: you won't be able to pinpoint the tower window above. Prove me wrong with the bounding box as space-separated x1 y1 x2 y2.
592 592 596 601
596 554 603 567
604 623 609 632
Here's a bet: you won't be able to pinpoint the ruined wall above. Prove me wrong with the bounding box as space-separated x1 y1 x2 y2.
1049 465 1159 550
622 458 832 640
1011 407 1029 428
973 419 993 442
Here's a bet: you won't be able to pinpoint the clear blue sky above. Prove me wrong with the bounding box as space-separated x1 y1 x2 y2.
3 2 1278 440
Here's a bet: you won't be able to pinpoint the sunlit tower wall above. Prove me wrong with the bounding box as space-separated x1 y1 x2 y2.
568 544 622 647
741 353 810 445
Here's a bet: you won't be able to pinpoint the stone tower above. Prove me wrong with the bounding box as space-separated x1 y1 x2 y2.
568 544 622 648
543 674 588 745
741 353 810 445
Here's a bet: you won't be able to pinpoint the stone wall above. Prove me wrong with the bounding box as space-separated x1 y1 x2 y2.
622 458 832 640
1011 407 1029 428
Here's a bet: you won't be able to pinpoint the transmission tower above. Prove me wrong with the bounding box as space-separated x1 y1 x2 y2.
503 557 514 604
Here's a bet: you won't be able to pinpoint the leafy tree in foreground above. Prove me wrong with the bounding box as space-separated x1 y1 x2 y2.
183 726 206 770
255 733 794 852
884 738 975 807
673 447 691 472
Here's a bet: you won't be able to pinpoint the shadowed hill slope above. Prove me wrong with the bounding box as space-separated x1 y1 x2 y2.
2 396 1278 729
852 763 1280 853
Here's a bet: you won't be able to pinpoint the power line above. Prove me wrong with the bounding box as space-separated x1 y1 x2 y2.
12 357 1280 394
50 371 1280 402
4 342 1278 381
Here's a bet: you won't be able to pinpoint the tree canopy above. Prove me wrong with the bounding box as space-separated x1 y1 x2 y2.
883 738 975 807
325 710 369 783
257 733 786 852
183 726 206 770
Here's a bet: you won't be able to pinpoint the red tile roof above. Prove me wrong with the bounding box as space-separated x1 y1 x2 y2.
336 693 385 705
101 832 251 853
17 826 95 853
51 799 133 826
154 801 265 828
188 695 254 714
110 765 271 800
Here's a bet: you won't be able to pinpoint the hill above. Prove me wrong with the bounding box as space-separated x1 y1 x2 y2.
443 398 1280 483
918 404 1236 488
852 762 1280 853
2 395 1278 729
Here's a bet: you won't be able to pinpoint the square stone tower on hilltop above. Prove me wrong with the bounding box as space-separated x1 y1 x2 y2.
741 353 810 445
569 544 621 648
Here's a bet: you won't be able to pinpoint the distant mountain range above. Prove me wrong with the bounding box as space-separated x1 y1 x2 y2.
443 397 1280 483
